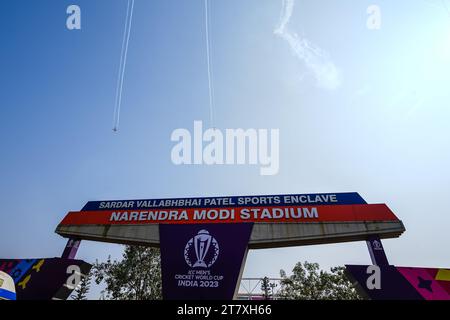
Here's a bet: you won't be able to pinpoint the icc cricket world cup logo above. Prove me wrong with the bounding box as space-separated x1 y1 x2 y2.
184 230 220 268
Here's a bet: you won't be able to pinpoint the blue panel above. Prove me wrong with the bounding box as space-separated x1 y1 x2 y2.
81 192 367 211
0 288 16 300
9 259 36 284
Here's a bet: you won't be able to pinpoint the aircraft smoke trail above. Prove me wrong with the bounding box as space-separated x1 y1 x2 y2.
113 0 130 132
204 0 216 128
443 0 450 16
113 0 135 132
274 0 341 90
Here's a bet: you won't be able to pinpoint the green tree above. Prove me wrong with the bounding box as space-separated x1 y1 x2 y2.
71 272 91 300
279 261 361 300
92 245 162 300
261 277 278 300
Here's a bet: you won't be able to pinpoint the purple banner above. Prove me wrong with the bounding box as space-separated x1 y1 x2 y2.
160 223 253 300
345 265 450 300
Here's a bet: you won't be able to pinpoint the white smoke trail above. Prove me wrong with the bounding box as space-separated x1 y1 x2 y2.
204 0 216 128
274 0 341 90
113 0 130 132
442 0 450 16
113 0 135 132
274 0 294 35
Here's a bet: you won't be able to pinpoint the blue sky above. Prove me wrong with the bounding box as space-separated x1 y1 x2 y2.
1 0 450 298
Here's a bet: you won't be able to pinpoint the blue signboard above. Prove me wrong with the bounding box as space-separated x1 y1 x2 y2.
81 192 366 211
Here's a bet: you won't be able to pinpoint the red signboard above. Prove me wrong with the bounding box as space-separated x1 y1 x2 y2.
59 204 399 226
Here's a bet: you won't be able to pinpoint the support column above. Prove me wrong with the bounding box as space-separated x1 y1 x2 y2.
61 238 81 259
366 235 389 266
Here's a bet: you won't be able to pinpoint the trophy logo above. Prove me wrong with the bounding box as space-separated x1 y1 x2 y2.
372 240 382 250
184 230 219 268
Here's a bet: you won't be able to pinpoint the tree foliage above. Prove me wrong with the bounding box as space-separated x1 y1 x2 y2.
279 261 361 300
92 245 162 300
261 276 278 300
71 271 91 300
